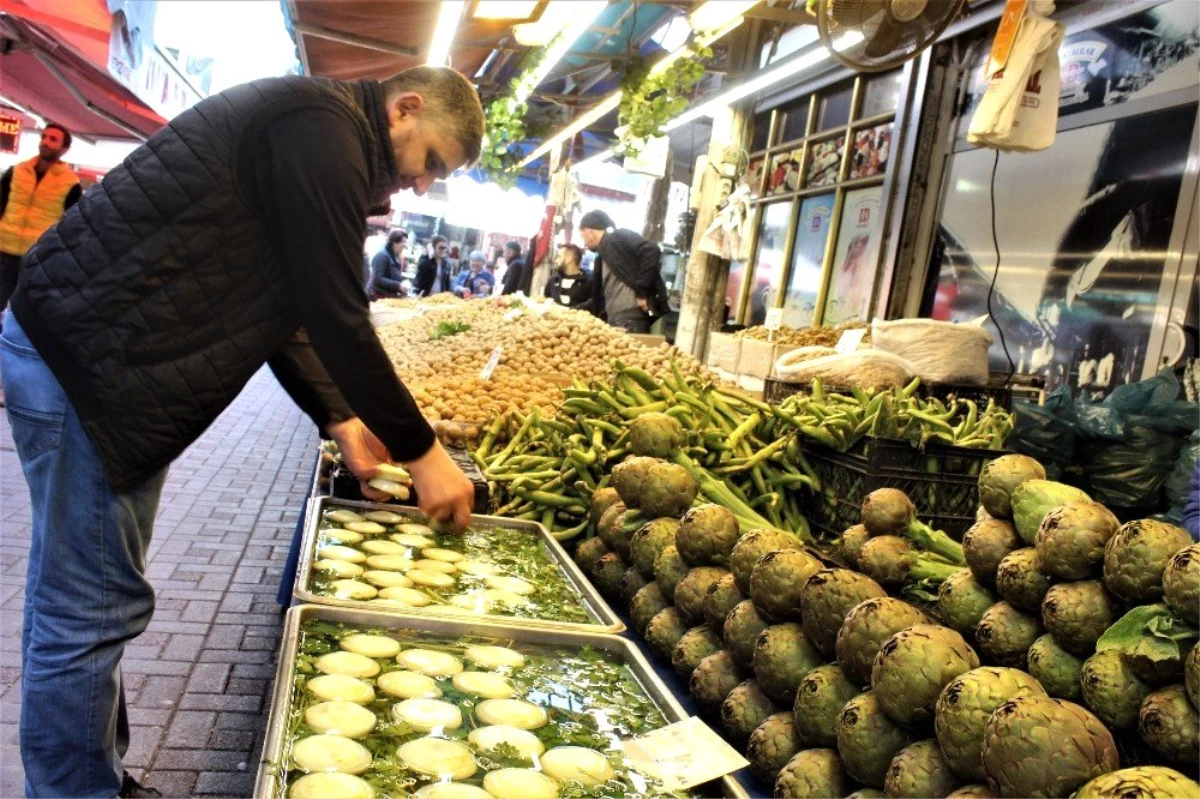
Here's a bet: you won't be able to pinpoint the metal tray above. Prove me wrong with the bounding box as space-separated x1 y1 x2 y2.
254 605 746 799
294 497 624 634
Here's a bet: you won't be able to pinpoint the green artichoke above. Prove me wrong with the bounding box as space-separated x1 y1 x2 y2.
1010 479 1091 544
838 523 871 566
724 599 770 670
884 739 962 799
980 696 1118 798
836 691 914 789
720 678 776 748
629 518 680 578
749 548 823 622
1139 684 1198 764
601 508 644 559
629 582 668 636
730 528 801 594
644 606 688 663
963 518 1022 587
799 568 886 658
847 791 887 799
653 545 689 600
860 488 965 564
872 624 981 726
792 663 859 749
974 601 1042 669
946 786 997 799
675 504 739 567
1074 766 1200 798
590 551 628 599
618 566 648 606
1103 519 1193 604
938 569 997 637
995 548 1053 614
573 536 609 575
673 566 730 627
1186 643 1198 709
1034 500 1119 581
703 573 745 631
628 412 684 458
1162 543 1199 626
596 501 629 550
775 748 850 799
753 622 823 706
978 454 1047 519
1041 580 1119 656
934 666 1046 782
1081 649 1151 730
746 712 801 787
835 597 932 687
611 456 661 508
1026 634 1084 701
671 624 723 681
690 649 743 716
589 486 623 523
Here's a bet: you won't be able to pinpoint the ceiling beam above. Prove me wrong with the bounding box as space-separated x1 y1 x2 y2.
743 7 817 25
292 21 419 57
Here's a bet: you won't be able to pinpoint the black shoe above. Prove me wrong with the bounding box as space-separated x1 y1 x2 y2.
119 772 163 798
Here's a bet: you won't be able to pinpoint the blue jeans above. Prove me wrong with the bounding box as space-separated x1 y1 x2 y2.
1 313 167 798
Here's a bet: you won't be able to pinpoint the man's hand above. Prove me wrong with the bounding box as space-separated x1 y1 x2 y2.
405 439 474 532
326 417 393 501
636 296 649 312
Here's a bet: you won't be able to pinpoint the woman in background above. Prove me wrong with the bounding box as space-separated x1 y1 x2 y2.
368 229 408 300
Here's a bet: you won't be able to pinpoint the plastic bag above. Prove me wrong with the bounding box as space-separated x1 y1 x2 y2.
772 349 915 390
773 346 838 377
1162 431 1199 523
1009 389 1078 481
871 318 994 385
1079 420 1185 511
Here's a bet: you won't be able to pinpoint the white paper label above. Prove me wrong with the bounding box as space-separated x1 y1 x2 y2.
835 328 867 353
764 308 783 331
480 346 503 380
621 717 749 792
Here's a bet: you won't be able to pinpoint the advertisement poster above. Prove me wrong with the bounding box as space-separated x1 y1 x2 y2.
805 137 843 188
824 187 882 324
0 114 19 154
782 193 834 328
850 122 893 179
767 149 803 195
929 101 1195 394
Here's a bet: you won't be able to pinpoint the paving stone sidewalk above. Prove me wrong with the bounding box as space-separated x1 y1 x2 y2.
1 368 319 797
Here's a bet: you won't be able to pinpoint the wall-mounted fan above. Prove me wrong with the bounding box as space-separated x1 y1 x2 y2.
816 0 968 72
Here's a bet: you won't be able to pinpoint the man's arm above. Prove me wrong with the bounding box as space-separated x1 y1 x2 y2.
0 167 11 218
64 182 82 211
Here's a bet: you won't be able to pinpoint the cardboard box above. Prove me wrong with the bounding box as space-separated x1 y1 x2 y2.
707 332 741 371
738 338 776 379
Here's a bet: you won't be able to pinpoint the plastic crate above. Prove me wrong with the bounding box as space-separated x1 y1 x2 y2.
798 437 1003 540
764 377 1016 411
327 445 491 513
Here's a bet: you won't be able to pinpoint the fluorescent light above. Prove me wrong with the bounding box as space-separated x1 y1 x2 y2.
0 95 46 128
688 0 759 33
427 1 465 66
666 45 835 131
513 1 606 102
472 1 539 20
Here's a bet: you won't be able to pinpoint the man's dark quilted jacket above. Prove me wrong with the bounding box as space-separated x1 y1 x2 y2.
11 76 435 491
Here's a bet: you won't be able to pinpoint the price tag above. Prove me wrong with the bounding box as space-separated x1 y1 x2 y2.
835 328 867 353
764 308 783 331
621 717 749 792
480 346 503 380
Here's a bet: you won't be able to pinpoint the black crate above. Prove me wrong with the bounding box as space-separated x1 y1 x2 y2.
764 377 1016 411
798 437 1003 540
325 444 491 513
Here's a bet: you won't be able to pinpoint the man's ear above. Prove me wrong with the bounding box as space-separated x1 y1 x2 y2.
389 92 426 122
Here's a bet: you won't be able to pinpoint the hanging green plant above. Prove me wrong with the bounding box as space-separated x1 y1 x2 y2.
615 39 711 159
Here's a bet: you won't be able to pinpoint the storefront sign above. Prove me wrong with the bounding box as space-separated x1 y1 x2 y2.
107 0 202 120
0 113 20 154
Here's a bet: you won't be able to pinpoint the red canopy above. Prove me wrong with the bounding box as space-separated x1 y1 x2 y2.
0 0 165 140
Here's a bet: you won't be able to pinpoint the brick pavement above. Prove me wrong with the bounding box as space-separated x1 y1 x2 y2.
1 368 319 797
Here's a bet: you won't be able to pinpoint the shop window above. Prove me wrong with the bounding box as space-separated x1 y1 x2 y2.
778 98 810 144
750 111 772 152
725 261 748 325
766 148 803 196
782 193 835 329
745 156 766 198
850 122 893 179
817 81 854 131
824 186 883 324
805 137 844 188
860 71 904 119
746 202 792 326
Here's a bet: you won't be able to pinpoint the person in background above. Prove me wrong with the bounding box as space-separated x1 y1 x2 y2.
547 243 592 310
1183 462 1199 540
452 250 495 298
578 209 668 333
0 123 81 329
415 234 451 295
446 244 461 278
0 65 480 798
367 229 409 300
499 240 525 295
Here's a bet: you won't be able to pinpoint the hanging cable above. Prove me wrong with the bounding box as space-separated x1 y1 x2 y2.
987 149 1016 382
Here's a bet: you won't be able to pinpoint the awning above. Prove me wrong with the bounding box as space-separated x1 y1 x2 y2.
0 0 165 139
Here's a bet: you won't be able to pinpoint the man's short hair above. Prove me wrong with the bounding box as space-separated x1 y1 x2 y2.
579 210 614 231
380 66 484 164
505 241 521 256
431 235 448 247
388 229 408 244
44 122 72 149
